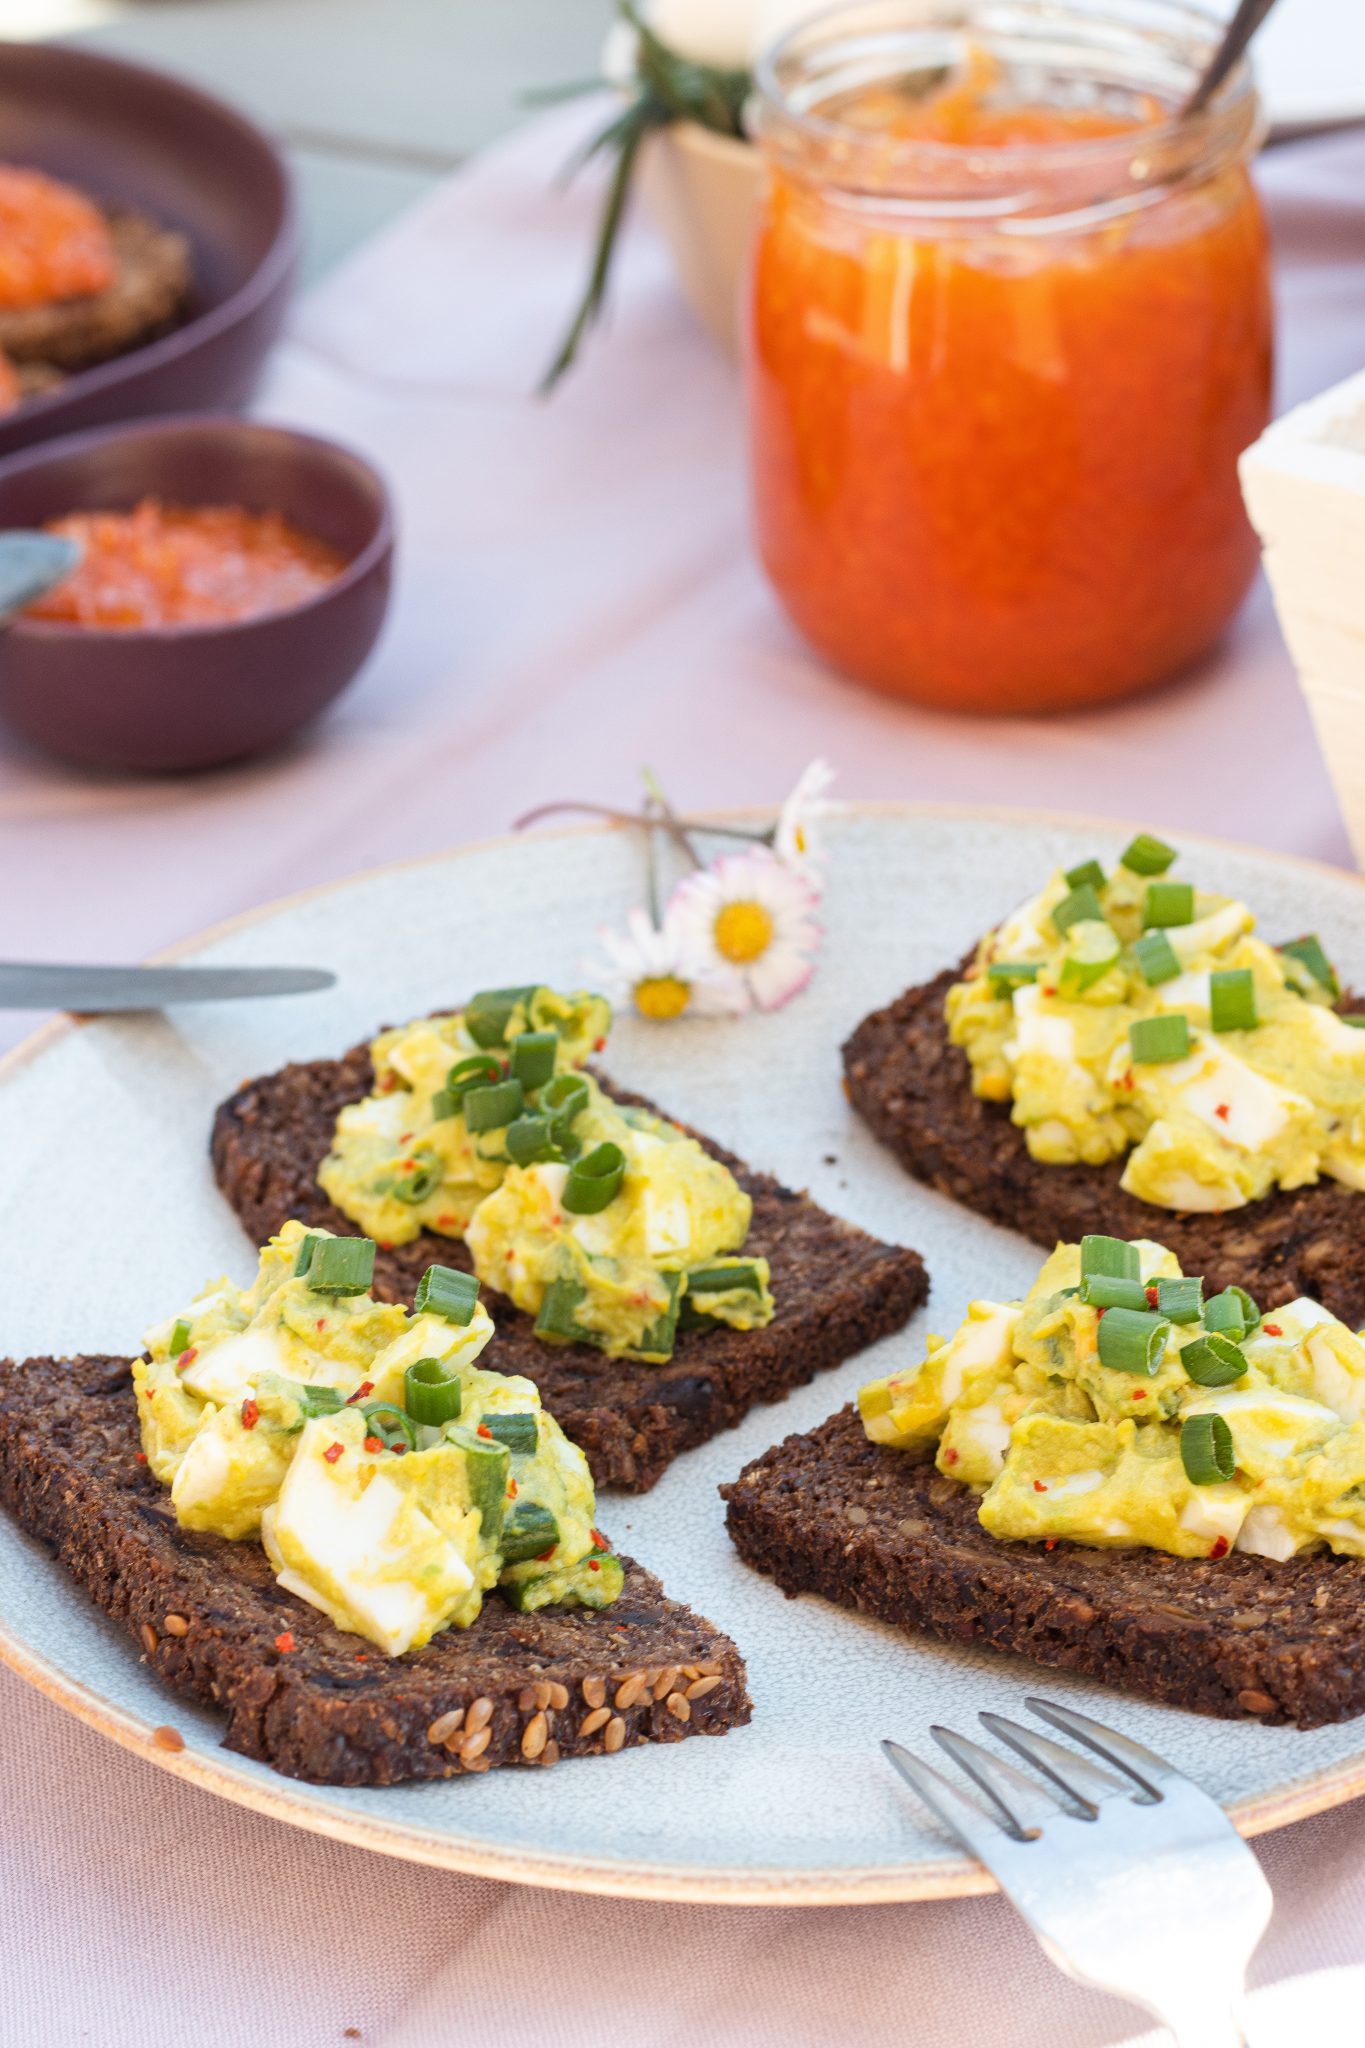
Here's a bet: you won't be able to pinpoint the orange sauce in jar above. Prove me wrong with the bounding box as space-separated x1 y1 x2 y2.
0 165 116 309
27 500 348 629
747 40 1272 713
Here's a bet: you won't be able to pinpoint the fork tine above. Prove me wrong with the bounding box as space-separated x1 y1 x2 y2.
1026 1697 1175 1797
881 1739 1031 1865
930 1725 1056 1839
979 1712 1128 1816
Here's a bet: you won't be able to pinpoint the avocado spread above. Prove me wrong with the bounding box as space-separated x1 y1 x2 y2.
946 833 1364 1212
135 1220 622 1656
319 983 775 1362
859 1233 1365 1562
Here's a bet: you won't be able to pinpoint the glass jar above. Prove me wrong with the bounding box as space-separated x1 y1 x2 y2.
746 1 1272 714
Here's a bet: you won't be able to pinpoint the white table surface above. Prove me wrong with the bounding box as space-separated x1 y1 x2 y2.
2 100 1365 2048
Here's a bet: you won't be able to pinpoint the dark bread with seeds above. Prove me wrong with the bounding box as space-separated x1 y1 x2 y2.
843 965 1365 1330
722 1404 1365 1728
0 1351 751 1786
0 209 192 373
210 1042 929 1493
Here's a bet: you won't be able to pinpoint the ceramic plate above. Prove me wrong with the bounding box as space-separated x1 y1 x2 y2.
2 804 1364 1905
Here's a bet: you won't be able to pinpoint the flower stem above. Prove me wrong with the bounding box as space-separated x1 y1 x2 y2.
640 766 703 870
512 799 771 844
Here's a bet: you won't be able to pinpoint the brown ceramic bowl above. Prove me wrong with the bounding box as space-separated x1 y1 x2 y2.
0 416 394 772
0 39 297 458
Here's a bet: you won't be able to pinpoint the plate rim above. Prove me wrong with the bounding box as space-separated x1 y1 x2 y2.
2 798 1363 1906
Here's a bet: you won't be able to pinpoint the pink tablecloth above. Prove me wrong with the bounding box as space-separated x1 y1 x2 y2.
2 106 1364 2047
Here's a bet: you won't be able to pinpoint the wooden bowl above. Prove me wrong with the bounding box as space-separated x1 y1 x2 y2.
639 122 760 358
0 416 394 773
0 38 297 458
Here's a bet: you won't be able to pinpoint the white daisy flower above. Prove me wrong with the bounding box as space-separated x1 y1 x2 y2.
669 848 822 1012
587 904 747 1023
773 757 836 883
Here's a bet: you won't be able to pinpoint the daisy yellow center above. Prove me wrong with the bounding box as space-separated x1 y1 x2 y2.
714 900 774 965
635 974 691 1021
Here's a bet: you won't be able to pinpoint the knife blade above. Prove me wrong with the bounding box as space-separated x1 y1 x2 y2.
0 963 337 1010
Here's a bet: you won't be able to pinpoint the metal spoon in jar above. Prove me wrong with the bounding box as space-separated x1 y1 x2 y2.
0 530 80 623
1182 0 1282 118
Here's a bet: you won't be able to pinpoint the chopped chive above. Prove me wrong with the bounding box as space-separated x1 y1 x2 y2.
1063 858 1106 891
307 1237 375 1296
1052 882 1104 935
1134 930 1182 986
1059 921 1120 998
360 1400 417 1452
414 1264 480 1325
1129 1013 1190 1065
1180 1334 1248 1388
1096 1306 1171 1376
1204 1286 1259 1340
169 1319 192 1357
505 1114 561 1167
463 1077 525 1133
500 1500 561 1565
1345 1016 1365 1029
638 1271 683 1359
405 1357 461 1426
687 1260 767 1298
535 1276 591 1344
1081 1273 1150 1311
293 1233 321 1278
464 986 537 1049
562 1140 626 1215
1279 934 1340 1001
392 1155 441 1205
509 1030 558 1091
1120 832 1178 876
1081 1235 1141 1284
1144 881 1195 928
986 960 1040 997
1209 968 1257 1033
1180 1411 1235 1485
480 1412 539 1455
1155 1276 1204 1324
298 1384 345 1417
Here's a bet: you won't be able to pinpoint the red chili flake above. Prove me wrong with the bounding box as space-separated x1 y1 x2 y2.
1096 1306 1107 1319
1209 1536 1229 1560
377 1242 393 1252
476 1423 492 1439
594 1037 607 1052
1041 985 1057 998
241 1398 259 1431
1133 1389 1147 1400
1120 1068 1135 1091
134 1451 148 1464
1263 1323 1283 1337
378 1072 398 1092
346 1381 375 1405
505 1249 515 1261
316 1318 327 1332
537 1546 557 1562
1145 1285 1160 1307
436 1213 458 1230
324 1442 344 1464
1214 1102 1230 1122
588 1560 601 1572
391 1443 407 1456
507 1478 518 1499
275 1631 296 1653
1045 1538 1057 1550
943 1448 960 1466
1033 1479 1048 1493
590 1528 608 1549
355 1653 369 1662
176 1347 198 1372
398 1132 413 1147
363 1435 384 1454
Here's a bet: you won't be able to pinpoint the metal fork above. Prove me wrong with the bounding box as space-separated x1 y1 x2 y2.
885 1699 1272 2047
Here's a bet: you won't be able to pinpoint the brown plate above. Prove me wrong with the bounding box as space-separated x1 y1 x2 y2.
0 38 297 456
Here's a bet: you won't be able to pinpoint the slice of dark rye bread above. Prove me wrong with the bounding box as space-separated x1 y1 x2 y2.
210 1045 929 1493
0 1352 751 1786
0 210 192 372
723 1405 1365 1728
843 965 1365 1330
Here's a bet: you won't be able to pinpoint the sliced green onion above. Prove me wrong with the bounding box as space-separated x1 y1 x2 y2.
638 1272 683 1359
1133 931 1182 987
1155 1276 1204 1325
1279 934 1340 1001
442 1422 509 1531
1181 1411 1235 1485
1081 1235 1141 1284
360 1401 417 1452
541 1070 589 1132
1059 921 1121 998
535 1276 591 1344
687 1260 767 1298
463 1077 525 1133
298 1383 345 1417
500 1500 561 1565
392 1155 441 1204
169 1319 192 1357
1144 881 1195 927
405 1357 462 1426
1209 968 1257 1033
1064 858 1106 891
442 1053 503 1108
1180 1334 1248 1388
293 1233 321 1278
986 960 1040 997
1081 1273 1149 1311
1052 882 1103 935
509 1030 558 1090
1204 1286 1259 1339
562 1141 626 1214
1120 832 1178 876
464 986 537 1049
306 1236 375 1296
1345 1016 1365 1029
505 1114 561 1167
480 1412 538 1455
1096 1305 1171 1376
413 1264 479 1325
1129 1014 1190 1065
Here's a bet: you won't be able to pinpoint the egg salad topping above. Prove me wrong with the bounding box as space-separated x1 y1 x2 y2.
320 982 775 1362
858 1233 1365 1562
945 832 1363 1212
135 1221 620 1656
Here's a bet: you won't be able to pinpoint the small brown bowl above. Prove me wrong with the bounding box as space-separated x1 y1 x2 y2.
0 415 394 773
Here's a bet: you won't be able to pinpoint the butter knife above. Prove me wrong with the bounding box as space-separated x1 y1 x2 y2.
0 963 336 1010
